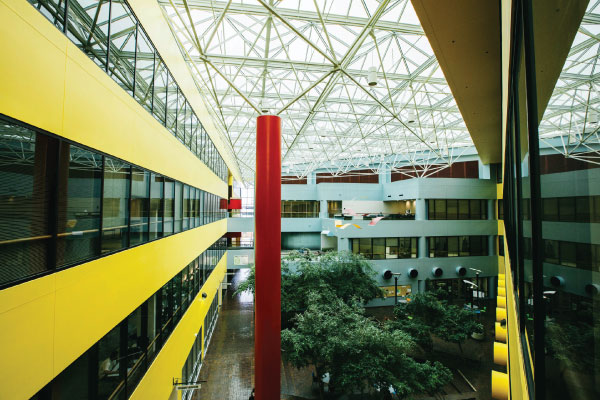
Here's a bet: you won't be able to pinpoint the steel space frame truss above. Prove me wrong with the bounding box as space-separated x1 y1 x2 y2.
159 0 475 182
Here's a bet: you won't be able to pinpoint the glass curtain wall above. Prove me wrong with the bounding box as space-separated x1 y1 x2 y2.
0 118 226 289
505 2 599 399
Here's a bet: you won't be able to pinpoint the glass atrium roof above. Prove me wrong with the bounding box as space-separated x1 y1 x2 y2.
539 2 600 165
159 0 473 182
160 0 600 182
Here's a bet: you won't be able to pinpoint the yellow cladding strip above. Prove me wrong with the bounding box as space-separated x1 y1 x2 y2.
492 370 509 400
130 254 228 400
0 219 226 400
494 342 508 366
127 0 243 184
503 241 531 399
0 0 227 198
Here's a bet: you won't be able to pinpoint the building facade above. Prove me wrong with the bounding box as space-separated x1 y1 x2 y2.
0 1 233 399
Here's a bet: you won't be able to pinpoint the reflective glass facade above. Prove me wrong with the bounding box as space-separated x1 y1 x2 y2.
0 118 226 288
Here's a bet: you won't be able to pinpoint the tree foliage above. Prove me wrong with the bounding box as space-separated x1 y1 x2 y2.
234 251 383 312
282 291 452 398
393 291 482 353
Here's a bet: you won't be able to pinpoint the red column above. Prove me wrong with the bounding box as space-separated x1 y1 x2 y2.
254 115 281 400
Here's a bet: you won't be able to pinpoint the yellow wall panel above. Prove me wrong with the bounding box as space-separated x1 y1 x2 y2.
0 0 67 135
130 255 227 400
0 289 56 400
0 0 227 198
0 220 225 400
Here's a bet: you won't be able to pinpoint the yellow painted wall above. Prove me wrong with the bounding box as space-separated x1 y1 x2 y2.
0 0 227 198
130 254 228 400
0 220 226 400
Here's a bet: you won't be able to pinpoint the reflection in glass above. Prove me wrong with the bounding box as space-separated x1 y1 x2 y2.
0 122 53 284
57 145 102 267
102 158 130 253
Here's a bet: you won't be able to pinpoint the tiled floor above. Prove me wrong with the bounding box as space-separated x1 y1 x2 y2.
192 270 317 400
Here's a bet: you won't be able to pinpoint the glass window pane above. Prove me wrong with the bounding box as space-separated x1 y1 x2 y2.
166 74 178 135
130 168 149 246
446 199 458 220
459 236 470 256
107 1 137 94
385 238 398 259
153 60 168 124
448 236 459 257
183 185 190 230
102 158 130 253
575 197 591 222
174 182 182 233
470 199 481 220
359 238 372 259
195 189 201 226
0 123 53 284
149 174 163 240
543 198 559 221
372 238 385 260
98 325 121 398
559 241 576 267
68 0 110 70
458 199 469 220
558 197 575 222
134 29 154 113
163 179 174 236
434 199 446 219
57 145 102 267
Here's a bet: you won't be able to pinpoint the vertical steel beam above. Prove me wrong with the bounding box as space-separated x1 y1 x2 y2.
254 115 281 400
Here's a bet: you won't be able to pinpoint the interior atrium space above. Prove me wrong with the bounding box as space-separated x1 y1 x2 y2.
0 1 599 399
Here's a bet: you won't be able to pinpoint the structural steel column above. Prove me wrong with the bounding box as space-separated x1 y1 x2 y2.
254 115 281 400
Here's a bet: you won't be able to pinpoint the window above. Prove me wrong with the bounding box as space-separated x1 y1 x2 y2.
458 199 469 220
130 168 150 246
446 199 458 220
543 198 559 221
386 238 398 259
163 178 174 236
428 236 489 257
195 189 201 226
558 197 575 222
102 158 130 253
174 182 182 233
428 199 488 220
149 174 164 240
448 236 459 257
0 117 224 288
434 199 446 219
372 238 385 260
183 185 190 230
0 123 54 285
359 238 372 259
353 238 417 259
543 240 559 264
57 145 102 267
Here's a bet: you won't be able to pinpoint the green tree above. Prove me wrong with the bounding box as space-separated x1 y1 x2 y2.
393 291 482 354
282 291 452 398
234 251 383 312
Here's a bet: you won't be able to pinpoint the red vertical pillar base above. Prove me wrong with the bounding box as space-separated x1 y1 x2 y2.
255 115 281 400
